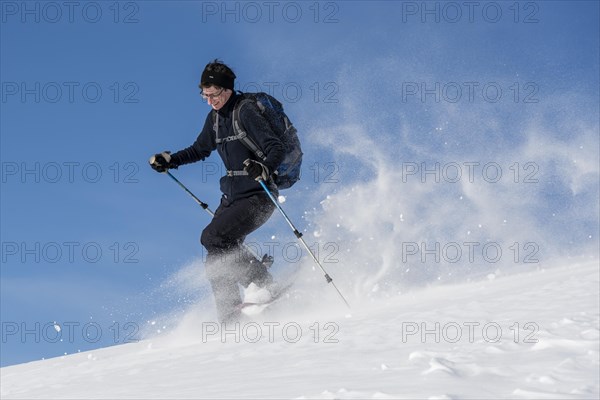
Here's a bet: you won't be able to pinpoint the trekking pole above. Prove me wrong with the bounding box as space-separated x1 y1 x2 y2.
165 171 214 217
257 179 351 309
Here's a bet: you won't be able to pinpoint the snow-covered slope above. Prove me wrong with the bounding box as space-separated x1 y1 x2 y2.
2 260 598 399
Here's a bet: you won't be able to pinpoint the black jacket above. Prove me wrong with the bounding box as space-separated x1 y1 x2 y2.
171 93 285 201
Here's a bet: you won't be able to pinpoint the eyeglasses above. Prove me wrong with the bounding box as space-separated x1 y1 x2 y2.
200 88 224 101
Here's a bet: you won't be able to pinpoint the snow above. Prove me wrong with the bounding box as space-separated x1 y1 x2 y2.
1 260 598 399
243 283 273 304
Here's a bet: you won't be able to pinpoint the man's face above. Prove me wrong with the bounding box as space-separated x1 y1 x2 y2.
201 86 231 111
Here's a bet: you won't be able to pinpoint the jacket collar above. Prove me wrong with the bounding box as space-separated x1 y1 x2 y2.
216 91 239 117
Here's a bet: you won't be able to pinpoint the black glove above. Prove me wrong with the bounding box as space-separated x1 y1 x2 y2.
243 159 270 182
149 151 177 173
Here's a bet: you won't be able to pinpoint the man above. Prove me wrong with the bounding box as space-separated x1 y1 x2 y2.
150 59 285 322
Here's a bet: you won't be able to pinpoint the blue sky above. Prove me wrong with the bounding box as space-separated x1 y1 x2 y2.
1 1 599 366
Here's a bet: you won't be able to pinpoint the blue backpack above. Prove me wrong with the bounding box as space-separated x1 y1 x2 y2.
228 92 303 190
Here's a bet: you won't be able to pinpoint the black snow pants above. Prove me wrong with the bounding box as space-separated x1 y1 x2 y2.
201 193 275 322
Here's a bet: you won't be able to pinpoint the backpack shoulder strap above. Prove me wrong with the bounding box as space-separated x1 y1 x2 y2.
212 110 219 140
212 99 254 145
231 96 267 161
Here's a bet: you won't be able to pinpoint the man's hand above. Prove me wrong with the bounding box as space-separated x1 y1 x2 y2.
149 151 177 173
243 159 270 182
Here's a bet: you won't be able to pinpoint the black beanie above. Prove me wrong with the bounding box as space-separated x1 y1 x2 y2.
200 70 235 90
